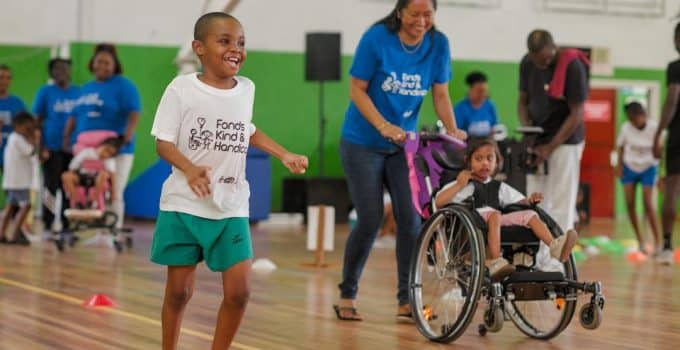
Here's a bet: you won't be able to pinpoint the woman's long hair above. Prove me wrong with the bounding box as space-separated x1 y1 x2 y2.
375 0 438 33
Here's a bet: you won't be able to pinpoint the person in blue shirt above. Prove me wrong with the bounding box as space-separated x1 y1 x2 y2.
0 64 27 170
33 58 80 234
454 71 499 138
64 44 141 230
335 0 466 322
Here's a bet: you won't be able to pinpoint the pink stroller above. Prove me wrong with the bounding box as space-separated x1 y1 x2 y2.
58 130 133 252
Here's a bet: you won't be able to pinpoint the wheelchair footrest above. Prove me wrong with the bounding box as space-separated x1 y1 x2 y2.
503 271 568 301
64 209 104 220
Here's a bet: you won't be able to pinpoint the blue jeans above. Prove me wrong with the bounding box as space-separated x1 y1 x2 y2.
338 139 420 305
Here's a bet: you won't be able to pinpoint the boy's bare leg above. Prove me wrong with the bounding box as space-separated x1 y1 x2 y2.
527 216 554 245
0 205 18 240
212 259 251 350
162 265 197 350
486 211 501 259
623 184 643 245
9 204 31 240
642 186 661 250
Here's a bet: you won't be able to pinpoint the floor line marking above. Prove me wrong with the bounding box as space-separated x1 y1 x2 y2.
0 276 261 350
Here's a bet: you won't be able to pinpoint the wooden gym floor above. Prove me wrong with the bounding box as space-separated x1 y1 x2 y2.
0 217 679 349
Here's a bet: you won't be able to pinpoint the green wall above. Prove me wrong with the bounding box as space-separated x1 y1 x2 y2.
1 43 674 215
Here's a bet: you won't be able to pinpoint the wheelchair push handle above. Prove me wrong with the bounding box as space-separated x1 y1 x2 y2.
406 131 467 149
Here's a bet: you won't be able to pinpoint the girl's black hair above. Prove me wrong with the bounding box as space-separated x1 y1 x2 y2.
88 43 123 75
99 136 125 152
375 0 438 33
463 137 503 174
465 71 487 87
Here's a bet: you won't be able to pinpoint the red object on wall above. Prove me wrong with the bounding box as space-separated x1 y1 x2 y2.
580 88 616 218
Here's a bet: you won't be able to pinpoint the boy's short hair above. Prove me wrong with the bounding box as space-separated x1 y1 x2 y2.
12 112 36 128
624 101 646 117
194 12 240 41
0 64 10 72
99 136 125 152
527 29 554 53
465 71 487 87
48 58 71 73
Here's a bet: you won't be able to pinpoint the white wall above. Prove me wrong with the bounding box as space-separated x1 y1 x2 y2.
2 0 679 69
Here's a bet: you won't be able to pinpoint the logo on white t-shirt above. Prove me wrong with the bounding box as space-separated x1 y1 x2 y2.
188 116 248 154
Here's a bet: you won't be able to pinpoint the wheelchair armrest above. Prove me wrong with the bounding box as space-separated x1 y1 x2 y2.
501 203 536 214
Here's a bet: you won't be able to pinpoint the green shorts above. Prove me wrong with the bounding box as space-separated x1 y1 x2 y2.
150 211 253 272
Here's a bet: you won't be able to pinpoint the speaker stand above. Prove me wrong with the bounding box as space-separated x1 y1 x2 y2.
317 81 326 176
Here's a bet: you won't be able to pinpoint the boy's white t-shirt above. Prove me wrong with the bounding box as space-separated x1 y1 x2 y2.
69 148 116 173
151 73 256 219
616 120 659 173
437 177 525 214
2 132 35 190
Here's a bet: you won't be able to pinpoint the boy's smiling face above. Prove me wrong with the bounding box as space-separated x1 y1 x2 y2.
193 18 246 82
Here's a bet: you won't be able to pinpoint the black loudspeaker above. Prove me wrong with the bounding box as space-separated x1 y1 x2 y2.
305 33 341 82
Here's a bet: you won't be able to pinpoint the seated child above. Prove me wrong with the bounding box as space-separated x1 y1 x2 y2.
0 112 39 245
435 138 577 280
61 136 123 208
615 101 660 254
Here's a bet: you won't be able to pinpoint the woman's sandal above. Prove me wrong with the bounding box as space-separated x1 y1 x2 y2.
333 304 363 321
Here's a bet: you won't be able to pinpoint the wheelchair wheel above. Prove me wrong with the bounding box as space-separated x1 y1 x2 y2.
505 209 577 340
409 205 485 343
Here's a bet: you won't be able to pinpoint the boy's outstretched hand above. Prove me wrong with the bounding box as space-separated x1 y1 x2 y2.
186 165 212 198
281 153 308 174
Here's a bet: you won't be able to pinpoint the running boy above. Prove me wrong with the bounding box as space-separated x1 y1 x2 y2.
150 12 308 350
435 138 577 280
616 102 661 254
0 112 38 245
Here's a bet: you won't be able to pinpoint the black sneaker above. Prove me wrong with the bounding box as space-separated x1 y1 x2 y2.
9 231 31 246
0 236 7 244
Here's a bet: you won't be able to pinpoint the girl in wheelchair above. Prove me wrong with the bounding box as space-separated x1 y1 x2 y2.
62 135 123 210
434 138 577 281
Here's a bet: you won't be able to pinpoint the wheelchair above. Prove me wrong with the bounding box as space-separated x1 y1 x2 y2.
404 131 604 343
57 130 133 253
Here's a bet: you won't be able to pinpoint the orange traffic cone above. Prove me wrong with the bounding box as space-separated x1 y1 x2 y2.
674 248 680 263
83 293 115 307
625 251 647 263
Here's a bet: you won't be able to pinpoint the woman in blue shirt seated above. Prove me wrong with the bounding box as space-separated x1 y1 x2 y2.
454 71 499 138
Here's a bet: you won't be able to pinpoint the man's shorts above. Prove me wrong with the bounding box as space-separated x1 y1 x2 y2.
621 164 658 187
5 189 30 206
150 211 253 272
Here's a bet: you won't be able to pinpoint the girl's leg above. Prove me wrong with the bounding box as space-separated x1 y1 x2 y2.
482 210 502 259
213 260 251 350
61 172 79 203
161 265 197 350
623 183 643 246
10 204 31 240
642 186 660 251
337 140 385 314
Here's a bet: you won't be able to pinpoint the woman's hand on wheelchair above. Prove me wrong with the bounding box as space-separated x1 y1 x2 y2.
186 165 212 198
379 123 407 143
446 128 467 141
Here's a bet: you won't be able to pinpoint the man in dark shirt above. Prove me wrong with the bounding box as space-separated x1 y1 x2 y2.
517 29 588 269
653 23 680 265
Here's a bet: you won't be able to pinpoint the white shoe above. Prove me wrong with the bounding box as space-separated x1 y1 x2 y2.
550 230 578 262
486 257 515 281
656 249 674 265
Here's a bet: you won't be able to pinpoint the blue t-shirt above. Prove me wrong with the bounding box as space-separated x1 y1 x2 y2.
72 75 141 154
0 95 27 166
453 98 498 137
341 24 452 150
33 84 80 151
